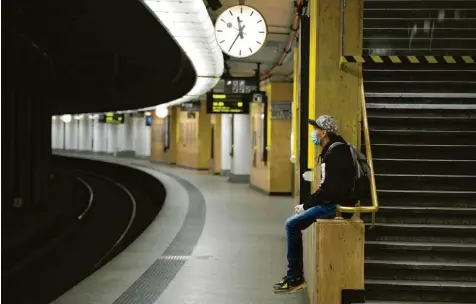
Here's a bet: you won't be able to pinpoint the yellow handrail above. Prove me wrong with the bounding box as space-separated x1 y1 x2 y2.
336 78 379 226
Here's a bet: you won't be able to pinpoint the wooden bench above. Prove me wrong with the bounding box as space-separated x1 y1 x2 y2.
303 216 365 303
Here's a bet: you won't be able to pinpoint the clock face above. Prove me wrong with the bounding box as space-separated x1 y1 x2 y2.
214 5 267 58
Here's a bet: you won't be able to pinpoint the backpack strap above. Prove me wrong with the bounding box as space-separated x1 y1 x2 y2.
321 142 346 163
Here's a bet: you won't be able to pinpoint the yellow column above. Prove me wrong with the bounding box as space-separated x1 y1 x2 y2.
304 0 364 302
209 114 221 174
168 108 178 164
198 101 212 169
309 0 363 189
250 81 293 195
307 0 317 185
150 108 177 164
292 45 300 203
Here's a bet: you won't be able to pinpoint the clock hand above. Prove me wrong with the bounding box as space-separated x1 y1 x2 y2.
228 33 240 52
233 26 247 35
237 17 244 39
228 25 246 52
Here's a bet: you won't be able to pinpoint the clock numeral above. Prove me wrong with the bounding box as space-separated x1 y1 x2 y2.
217 30 223 32
221 19 226 23
250 11 254 16
257 20 263 23
239 49 242 56
220 40 225 44
249 47 253 53
229 10 233 16
256 41 262 45
259 31 265 34
240 7 243 13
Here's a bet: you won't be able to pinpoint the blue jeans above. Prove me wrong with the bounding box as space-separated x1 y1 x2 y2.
285 204 336 278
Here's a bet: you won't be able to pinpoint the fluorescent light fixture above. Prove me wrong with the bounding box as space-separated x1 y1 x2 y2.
88 114 99 119
61 114 72 123
145 111 152 116
74 114 84 120
142 0 224 107
155 105 169 118
52 116 57 120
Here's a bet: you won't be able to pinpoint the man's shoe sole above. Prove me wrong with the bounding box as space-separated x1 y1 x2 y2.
273 282 306 294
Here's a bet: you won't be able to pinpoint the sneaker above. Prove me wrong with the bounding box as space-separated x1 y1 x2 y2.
273 276 288 289
273 276 306 294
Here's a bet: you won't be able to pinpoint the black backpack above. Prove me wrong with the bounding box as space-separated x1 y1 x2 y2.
328 142 371 200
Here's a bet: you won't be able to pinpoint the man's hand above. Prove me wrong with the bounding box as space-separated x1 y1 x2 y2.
302 171 313 182
294 204 304 214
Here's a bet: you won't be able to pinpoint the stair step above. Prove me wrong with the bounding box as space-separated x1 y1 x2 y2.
367 115 476 130
364 9 476 20
375 174 476 192
364 69 476 82
363 205 476 225
364 27 476 40
365 81 476 94
365 279 476 302
366 223 476 243
366 260 476 282
366 301 470 304
367 144 476 160
366 241 476 262
366 260 476 271
363 27 476 39
367 97 476 105
367 103 476 110
364 0 476 10
370 129 476 145
365 16 476 27
373 158 476 175
366 105 476 118
374 189 476 208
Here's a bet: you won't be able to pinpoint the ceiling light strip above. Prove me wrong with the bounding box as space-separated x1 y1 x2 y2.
141 0 224 107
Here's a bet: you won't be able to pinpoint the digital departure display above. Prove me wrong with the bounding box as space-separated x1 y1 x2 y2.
180 101 201 112
99 113 124 124
207 94 250 114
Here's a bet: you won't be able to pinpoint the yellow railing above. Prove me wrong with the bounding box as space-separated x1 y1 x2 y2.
335 79 379 226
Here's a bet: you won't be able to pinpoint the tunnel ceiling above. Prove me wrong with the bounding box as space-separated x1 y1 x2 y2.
4 0 196 114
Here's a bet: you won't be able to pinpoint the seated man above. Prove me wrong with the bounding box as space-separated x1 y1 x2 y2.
274 115 357 294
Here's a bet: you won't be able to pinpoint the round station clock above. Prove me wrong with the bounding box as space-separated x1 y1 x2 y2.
214 5 268 58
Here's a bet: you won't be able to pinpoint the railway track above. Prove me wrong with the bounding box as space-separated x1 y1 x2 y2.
4 167 138 304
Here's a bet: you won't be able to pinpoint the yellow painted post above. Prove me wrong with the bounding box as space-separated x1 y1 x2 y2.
292 45 300 203
198 101 212 169
304 0 364 302
309 0 363 184
308 0 318 191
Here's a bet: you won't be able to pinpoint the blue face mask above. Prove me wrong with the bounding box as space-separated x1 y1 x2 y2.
311 132 320 145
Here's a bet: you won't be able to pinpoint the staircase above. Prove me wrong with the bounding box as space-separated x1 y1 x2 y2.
361 0 476 303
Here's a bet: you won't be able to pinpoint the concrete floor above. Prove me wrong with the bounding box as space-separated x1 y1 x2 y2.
52 155 308 304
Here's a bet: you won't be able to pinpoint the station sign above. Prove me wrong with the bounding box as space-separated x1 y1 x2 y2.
207 94 250 114
180 101 201 112
223 78 258 94
99 113 125 124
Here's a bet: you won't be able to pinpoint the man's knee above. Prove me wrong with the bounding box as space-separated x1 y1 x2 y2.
285 215 300 232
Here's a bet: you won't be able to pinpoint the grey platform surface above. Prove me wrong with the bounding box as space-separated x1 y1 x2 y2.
51 154 307 304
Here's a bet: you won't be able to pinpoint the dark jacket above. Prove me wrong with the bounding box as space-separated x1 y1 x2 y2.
302 135 357 210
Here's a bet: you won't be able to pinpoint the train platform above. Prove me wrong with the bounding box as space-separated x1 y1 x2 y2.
52 153 307 304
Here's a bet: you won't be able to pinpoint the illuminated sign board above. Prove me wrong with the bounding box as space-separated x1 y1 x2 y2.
180 101 201 112
223 78 258 94
207 94 250 114
99 113 124 124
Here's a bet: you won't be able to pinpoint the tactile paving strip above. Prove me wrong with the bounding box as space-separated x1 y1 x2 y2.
113 168 206 304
